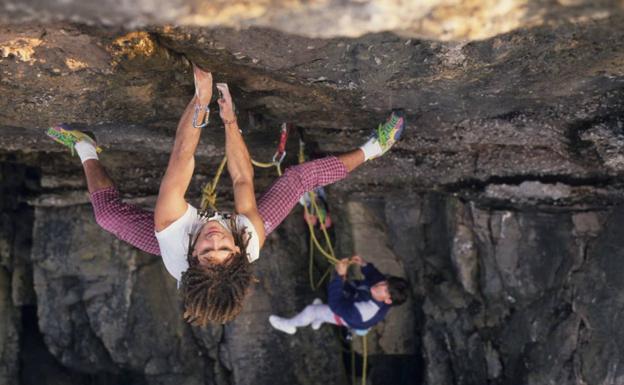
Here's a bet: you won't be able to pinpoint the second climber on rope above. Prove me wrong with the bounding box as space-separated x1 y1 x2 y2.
46 65 406 326
268 255 409 335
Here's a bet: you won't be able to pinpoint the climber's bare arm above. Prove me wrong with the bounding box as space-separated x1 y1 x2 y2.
217 83 266 247
155 67 212 231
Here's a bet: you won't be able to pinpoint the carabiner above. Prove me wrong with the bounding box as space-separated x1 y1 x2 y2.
272 150 287 164
192 104 210 128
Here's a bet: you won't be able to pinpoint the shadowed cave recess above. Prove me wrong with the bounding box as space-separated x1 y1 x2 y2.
2 1 624 384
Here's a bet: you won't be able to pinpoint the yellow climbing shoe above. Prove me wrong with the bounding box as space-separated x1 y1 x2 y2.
46 124 102 156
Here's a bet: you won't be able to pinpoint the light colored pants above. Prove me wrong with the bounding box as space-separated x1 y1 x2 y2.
284 303 340 328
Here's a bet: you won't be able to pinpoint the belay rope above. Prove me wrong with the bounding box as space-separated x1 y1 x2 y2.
351 334 368 385
200 155 227 211
200 122 368 385
297 133 369 385
298 138 338 290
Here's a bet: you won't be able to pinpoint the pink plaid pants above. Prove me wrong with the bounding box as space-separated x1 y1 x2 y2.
90 156 348 256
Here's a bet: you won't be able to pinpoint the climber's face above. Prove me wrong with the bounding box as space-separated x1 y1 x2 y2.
370 281 393 305
192 220 240 265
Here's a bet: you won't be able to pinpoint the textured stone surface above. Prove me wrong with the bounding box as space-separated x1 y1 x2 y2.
4 163 624 385
0 267 19 385
31 204 207 383
2 2 624 385
378 191 606 385
347 200 415 356
27 201 352 385
222 214 348 385
2 17 624 202
0 163 31 385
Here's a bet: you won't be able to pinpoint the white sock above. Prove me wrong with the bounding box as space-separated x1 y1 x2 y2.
75 140 98 163
359 137 382 161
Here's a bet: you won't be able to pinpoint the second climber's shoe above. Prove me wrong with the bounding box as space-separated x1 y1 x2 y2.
269 315 296 335
370 109 405 159
46 124 102 156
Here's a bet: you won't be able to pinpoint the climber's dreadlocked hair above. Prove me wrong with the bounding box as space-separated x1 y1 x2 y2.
180 214 252 326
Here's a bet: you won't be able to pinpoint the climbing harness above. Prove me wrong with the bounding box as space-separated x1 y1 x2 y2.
192 104 210 128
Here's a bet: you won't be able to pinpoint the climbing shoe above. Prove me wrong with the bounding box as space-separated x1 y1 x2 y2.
269 315 296 335
369 109 405 159
46 124 102 156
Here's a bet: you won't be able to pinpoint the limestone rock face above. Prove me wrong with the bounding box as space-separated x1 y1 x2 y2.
2 1 624 385
2 17 624 199
31 204 207 383
26 202 349 385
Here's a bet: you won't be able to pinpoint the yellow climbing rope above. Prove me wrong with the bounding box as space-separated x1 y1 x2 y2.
200 156 282 212
349 334 369 385
200 124 287 211
298 139 368 385
351 340 356 385
200 155 228 211
252 159 283 176
362 334 368 385
300 136 340 293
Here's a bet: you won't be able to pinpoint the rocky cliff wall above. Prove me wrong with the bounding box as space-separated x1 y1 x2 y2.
2 1 624 384
4 170 624 385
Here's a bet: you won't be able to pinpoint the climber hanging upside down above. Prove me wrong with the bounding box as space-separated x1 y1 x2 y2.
46 65 406 326
269 255 409 335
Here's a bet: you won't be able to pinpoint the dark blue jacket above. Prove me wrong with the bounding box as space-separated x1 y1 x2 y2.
327 263 390 329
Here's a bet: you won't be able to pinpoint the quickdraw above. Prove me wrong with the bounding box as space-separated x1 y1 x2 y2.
271 122 290 164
